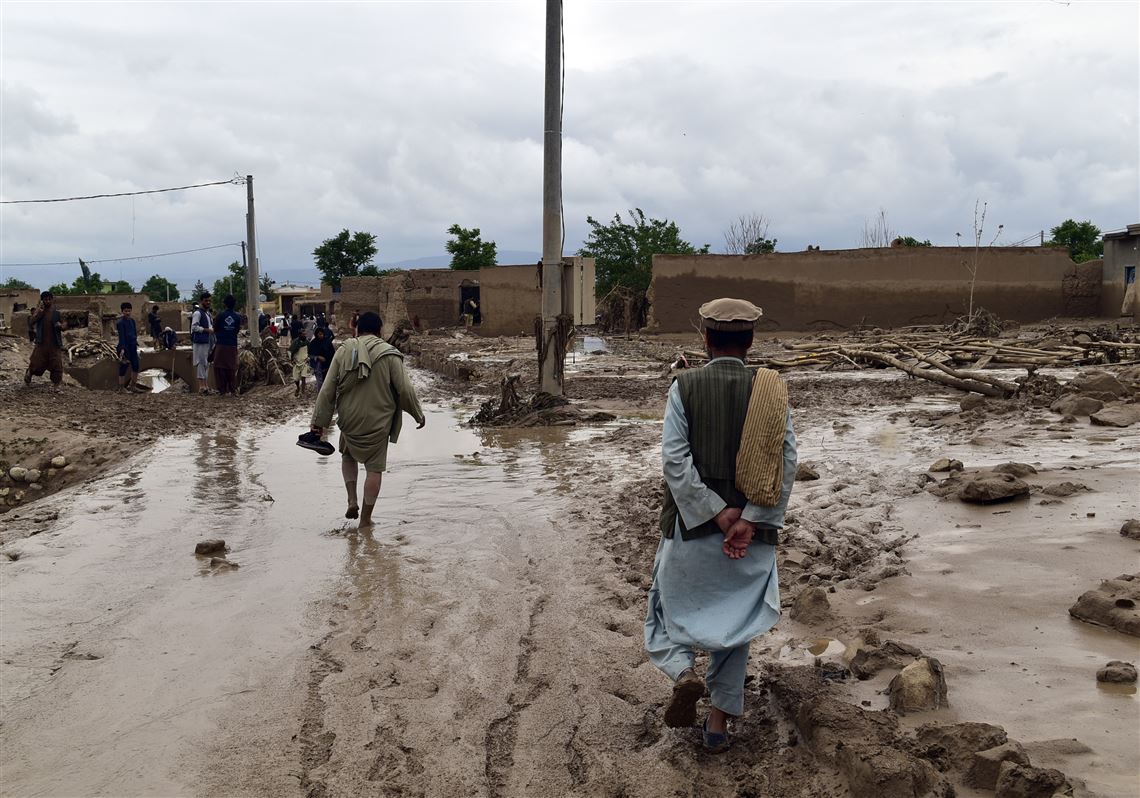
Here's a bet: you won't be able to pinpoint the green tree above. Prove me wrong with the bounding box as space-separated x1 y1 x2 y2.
211 261 276 311
445 224 497 271
1 277 35 290
579 208 709 295
140 274 180 302
47 282 71 295
895 236 933 247
192 279 208 300
313 229 378 288
360 265 405 277
82 272 105 293
1046 219 1103 263
744 237 777 254
106 279 133 293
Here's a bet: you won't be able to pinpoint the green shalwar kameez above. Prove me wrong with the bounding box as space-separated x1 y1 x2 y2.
310 335 424 473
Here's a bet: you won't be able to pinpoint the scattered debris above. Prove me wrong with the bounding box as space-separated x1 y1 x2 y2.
929 458 964 473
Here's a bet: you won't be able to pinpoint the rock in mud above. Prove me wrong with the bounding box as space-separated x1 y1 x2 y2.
887 657 948 714
8 467 27 482
849 646 904 680
24 469 41 484
790 586 832 624
992 462 1037 477
994 761 1068 798
795 463 820 481
50 455 67 468
881 640 923 658
209 557 240 570
1120 519 1140 540
1090 402 1140 428
965 741 1030 790
1068 573 1140 637
1041 481 1090 497
957 473 1030 504
1095 660 1137 683
960 394 988 412
1049 394 1104 417
929 458 964 473
194 539 227 555
917 722 1009 773
1067 371 1127 400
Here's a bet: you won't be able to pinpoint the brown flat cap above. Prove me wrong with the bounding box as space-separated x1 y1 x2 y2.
698 297 763 331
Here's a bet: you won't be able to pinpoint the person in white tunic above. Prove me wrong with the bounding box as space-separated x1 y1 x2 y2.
644 298 797 751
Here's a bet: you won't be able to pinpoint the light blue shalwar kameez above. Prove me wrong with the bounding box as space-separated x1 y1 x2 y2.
644 357 797 716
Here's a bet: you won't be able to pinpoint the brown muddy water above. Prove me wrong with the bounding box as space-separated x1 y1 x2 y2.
0 402 538 795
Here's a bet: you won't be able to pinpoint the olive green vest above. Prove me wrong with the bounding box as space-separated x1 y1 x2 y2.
659 359 779 546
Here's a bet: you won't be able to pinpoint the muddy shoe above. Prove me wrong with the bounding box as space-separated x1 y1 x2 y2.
297 431 335 456
664 670 705 728
702 718 730 753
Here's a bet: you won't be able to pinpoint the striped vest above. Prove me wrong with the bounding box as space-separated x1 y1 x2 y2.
659 359 779 546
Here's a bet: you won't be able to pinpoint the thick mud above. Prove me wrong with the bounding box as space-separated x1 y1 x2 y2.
2 328 1139 797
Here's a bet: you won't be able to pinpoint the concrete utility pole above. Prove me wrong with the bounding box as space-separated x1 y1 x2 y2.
244 175 261 349
538 0 564 395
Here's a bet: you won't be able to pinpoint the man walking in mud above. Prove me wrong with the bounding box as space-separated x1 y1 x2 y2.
309 312 426 527
645 298 797 752
24 290 66 388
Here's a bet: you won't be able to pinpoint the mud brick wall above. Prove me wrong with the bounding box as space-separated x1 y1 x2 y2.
1061 261 1103 318
343 271 473 338
477 264 541 337
646 247 1089 332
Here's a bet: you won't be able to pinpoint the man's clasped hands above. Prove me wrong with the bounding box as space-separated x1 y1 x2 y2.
713 506 755 560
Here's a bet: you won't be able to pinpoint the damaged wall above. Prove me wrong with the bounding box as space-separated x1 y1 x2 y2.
646 247 1088 332
341 258 596 339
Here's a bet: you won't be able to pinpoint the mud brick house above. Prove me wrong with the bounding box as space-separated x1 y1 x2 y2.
340 258 596 338
645 245 1128 333
1102 223 1140 319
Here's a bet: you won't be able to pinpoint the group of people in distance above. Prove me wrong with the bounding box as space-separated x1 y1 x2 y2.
22 288 344 397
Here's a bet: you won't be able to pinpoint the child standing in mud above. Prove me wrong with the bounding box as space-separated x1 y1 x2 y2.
644 297 797 752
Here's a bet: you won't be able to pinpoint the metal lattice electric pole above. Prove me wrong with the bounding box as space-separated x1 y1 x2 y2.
538 0 564 395
244 175 261 349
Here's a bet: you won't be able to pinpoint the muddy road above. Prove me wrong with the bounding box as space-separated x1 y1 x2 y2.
3 342 1139 797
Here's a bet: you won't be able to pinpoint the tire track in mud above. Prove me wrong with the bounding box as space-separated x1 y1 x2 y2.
298 638 344 798
484 581 550 798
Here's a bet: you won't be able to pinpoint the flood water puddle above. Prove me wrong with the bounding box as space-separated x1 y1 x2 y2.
0 399 568 796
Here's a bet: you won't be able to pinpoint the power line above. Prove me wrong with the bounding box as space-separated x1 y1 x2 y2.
0 176 246 205
1 242 243 268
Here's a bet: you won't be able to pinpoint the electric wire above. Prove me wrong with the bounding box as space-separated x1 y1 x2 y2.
0 176 246 205
1 242 243 268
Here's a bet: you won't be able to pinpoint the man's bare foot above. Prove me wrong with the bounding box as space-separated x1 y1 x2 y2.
345 504 359 520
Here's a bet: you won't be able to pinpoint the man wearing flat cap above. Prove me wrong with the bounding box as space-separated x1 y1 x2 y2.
644 297 797 752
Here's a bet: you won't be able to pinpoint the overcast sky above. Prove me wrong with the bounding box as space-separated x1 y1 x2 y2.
1 0 1137 289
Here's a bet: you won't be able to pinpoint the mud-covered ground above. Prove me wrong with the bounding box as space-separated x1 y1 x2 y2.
1 325 1138 797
